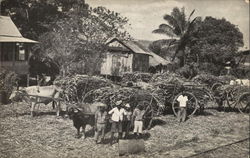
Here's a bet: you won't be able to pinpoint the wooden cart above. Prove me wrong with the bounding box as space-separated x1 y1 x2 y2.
211 83 250 113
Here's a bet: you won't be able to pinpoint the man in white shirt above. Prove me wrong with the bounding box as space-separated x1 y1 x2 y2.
177 93 188 122
108 100 125 145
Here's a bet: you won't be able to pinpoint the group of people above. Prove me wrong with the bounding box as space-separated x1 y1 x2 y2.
94 90 189 145
94 100 145 145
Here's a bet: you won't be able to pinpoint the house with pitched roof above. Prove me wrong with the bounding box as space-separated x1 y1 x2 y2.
101 38 170 76
0 16 38 76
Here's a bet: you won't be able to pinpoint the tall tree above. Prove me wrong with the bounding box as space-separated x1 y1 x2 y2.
153 7 200 67
35 6 131 76
189 16 244 75
0 0 89 39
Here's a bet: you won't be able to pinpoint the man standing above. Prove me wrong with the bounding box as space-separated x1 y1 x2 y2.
108 100 125 145
177 93 188 122
123 103 132 139
132 104 145 139
94 102 108 144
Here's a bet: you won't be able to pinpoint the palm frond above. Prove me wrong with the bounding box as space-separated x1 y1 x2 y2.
186 17 198 34
152 28 175 37
163 14 181 35
159 24 175 35
188 9 195 22
171 7 186 33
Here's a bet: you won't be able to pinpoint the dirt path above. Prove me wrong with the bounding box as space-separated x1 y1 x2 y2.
0 103 249 158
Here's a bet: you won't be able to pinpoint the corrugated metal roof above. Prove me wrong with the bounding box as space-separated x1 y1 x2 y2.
106 38 151 56
123 40 152 56
133 40 171 66
106 38 171 66
0 16 38 43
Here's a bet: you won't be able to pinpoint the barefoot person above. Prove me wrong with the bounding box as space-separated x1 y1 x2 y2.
94 102 108 144
123 103 132 139
132 104 145 139
108 100 125 145
177 92 188 122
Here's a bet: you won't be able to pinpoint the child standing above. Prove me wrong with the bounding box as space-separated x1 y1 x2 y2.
132 104 145 139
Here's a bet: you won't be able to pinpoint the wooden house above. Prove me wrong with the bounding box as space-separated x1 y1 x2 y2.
101 38 152 76
0 16 38 77
101 38 170 76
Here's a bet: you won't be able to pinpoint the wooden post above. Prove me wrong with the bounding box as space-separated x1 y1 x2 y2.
12 43 16 71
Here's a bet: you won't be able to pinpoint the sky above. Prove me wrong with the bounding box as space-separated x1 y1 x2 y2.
86 0 250 49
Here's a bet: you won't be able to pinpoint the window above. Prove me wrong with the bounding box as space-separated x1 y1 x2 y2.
0 43 15 61
18 44 25 61
19 49 25 60
0 43 28 61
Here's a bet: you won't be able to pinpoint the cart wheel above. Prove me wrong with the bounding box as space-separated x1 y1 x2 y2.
237 92 250 113
226 91 237 108
211 83 223 92
172 92 198 117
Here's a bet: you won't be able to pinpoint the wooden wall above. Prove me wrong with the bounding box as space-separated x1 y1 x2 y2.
101 52 133 76
132 54 149 72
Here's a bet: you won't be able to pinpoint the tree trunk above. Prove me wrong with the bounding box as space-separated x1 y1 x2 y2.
61 65 66 77
179 49 186 67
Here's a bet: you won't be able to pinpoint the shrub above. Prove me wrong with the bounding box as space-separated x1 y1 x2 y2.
0 69 19 103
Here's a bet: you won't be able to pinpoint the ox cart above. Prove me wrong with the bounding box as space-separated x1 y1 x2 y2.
139 82 213 128
10 90 63 117
212 83 250 113
81 81 214 129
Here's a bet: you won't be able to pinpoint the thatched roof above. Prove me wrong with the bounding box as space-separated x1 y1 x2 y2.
0 16 38 43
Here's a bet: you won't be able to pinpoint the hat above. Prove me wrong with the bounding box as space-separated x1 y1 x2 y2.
125 103 130 108
115 100 122 105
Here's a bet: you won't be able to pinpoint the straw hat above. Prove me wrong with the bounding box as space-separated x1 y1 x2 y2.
125 103 130 108
115 100 122 105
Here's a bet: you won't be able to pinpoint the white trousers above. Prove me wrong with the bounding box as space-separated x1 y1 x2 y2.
133 120 143 133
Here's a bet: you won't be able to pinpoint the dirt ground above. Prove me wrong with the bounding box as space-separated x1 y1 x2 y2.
0 102 249 158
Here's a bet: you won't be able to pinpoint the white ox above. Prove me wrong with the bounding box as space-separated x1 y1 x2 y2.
9 85 63 117
230 79 250 87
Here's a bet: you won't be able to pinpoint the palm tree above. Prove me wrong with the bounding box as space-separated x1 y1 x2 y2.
153 7 199 67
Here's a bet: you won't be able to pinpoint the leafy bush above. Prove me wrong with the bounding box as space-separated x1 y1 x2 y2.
0 69 19 102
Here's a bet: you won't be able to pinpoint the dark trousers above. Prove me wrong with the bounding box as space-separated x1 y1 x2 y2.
110 121 123 145
177 107 186 122
122 120 131 138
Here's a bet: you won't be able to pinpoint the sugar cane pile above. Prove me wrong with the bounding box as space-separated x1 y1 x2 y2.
54 72 216 115
54 75 113 102
151 72 185 84
122 72 153 83
218 84 249 100
83 86 159 110
192 74 236 88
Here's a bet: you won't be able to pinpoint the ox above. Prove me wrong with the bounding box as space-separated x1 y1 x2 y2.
67 103 100 139
9 85 63 117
